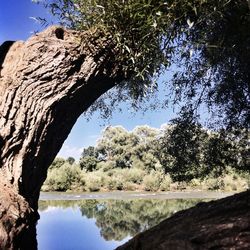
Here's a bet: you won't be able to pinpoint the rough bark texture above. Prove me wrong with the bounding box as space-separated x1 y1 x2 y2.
0 180 38 249
117 190 250 250
0 26 122 249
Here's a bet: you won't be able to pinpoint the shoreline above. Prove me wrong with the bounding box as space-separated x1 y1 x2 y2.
39 190 236 201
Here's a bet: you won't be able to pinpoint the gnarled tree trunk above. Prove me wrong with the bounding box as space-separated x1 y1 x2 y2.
0 26 123 249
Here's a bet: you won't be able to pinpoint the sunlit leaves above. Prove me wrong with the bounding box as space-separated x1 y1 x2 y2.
37 0 250 128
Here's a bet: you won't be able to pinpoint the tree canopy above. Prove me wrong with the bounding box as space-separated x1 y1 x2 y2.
36 0 250 128
77 125 248 180
44 124 249 192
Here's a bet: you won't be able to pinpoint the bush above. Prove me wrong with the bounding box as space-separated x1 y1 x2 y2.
79 156 98 171
124 168 146 184
160 174 172 191
104 176 124 190
43 156 249 193
131 159 146 170
122 182 137 191
143 171 163 191
85 173 103 191
201 172 248 191
96 161 116 171
43 163 81 191
221 174 248 192
202 177 224 190
50 157 66 169
188 178 203 190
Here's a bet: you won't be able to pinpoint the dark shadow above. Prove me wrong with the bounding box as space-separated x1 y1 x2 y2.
0 41 15 160
14 221 38 250
0 41 15 75
54 28 64 40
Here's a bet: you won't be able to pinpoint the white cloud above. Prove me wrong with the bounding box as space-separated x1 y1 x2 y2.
57 133 100 160
57 145 83 160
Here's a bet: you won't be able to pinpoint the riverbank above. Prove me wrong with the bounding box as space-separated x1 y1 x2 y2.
42 164 249 193
39 190 236 201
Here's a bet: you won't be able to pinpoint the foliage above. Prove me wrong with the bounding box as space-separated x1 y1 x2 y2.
171 0 250 128
159 174 172 191
66 156 75 165
158 110 249 181
84 172 103 191
79 156 98 171
37 0 250 128
81 146 98 158
50 157 66 169
43 163 81 191
43 124 249 192
35 1 249 185
94 125 160 171
159 110 208 181
142 171 163 191
96 126 138 168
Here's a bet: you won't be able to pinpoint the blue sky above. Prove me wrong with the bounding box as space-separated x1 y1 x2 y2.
0 0 177 160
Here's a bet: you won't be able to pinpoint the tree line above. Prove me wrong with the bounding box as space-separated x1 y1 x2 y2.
43 120 249 192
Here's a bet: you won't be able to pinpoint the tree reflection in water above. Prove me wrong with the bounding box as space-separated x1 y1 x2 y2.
39 199 205 241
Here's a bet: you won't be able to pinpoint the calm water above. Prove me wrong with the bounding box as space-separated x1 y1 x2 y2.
37 192 231 250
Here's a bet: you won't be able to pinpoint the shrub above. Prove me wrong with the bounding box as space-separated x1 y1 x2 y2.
125 168 146 184
43 163 81 191
203 177 224 190
202 172 248 191
79 156 98 171
50 157 66 169
188 178 203 190
85 173 103 191
104 176 124 190
160 174 172 191
96 161 116 171
143 171 163 191
122 182 137 191
221 174 248 192
131 159 146 170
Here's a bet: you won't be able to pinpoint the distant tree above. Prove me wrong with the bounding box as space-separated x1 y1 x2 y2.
203 128 250 175
66 156 75 165
81 146 98 158
79 146 99 171
159 109 207 181
79 156 98 172
96 126 138 168
50 157 66 169
132 126 160 170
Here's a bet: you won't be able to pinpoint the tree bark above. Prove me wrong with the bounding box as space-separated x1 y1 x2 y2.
117 190 250 250
0 26 123 249
0 181 38 249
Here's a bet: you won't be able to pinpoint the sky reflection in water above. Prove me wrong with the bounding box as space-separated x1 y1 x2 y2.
37 199 205 250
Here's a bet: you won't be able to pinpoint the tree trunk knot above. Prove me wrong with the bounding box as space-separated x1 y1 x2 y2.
55 28 64 40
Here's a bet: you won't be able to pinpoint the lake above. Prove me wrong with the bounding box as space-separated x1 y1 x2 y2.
38 191 232 250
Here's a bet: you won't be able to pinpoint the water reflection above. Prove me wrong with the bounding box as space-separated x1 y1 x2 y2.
38 199 204 244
